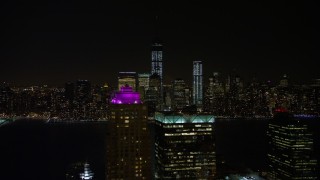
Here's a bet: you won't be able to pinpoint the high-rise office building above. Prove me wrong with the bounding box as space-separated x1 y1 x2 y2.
193 61 203 109
184 87 192 107
74 80 91 119
106 85 151 179
172 79 187 110
163 84 172 110
267 111 318 179
145 74 162 115
118 72 137 91
151 40 163 106
138 73 150 101
155 112 216 179
138 73 150 89
151 40 163 82
75 80 91 103
204 73 224 114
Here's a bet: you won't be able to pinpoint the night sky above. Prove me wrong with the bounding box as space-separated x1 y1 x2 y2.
0 1 318 86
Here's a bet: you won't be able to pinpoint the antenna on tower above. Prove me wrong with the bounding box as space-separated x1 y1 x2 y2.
153 15 161 43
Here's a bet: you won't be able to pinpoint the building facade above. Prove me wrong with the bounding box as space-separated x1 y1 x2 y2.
204 73 225 115
151 40 164 107
151 41 163 82
145 74 162 115
193 61 203 109
172 79 187 110
106 85 152 179
267 112 318 179
118 72 137 91
138 73 150 101
155 112 216 179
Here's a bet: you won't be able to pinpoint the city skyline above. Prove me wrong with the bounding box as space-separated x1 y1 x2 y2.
1 1 318 86
1 2 319 178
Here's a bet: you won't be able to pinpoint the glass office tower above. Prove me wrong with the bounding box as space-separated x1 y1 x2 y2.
154 112 216 179
267 112 317 179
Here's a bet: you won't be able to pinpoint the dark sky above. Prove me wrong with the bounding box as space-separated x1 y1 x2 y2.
0 1 318 86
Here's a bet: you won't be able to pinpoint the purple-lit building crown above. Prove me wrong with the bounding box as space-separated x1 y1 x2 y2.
111 85 142 104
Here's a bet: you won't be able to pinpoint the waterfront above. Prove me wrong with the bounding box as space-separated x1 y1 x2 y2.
0 118 318 179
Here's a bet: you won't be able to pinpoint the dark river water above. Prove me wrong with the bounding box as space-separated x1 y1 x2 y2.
1 118 317 179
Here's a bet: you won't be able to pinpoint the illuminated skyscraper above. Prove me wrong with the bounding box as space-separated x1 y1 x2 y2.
106 85 151 179
151 40 163 106
118 72 137 91
151 40 163 82
155 112 216 179
267 111 318 179
172 79 187 110
138 73 150 89
66 162 94 180
79 162 94 180
204 73 224 114
193 61 203 109
138 73 150 101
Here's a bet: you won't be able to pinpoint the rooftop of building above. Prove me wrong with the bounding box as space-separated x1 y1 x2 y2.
111 85 141 105
155 111 215 124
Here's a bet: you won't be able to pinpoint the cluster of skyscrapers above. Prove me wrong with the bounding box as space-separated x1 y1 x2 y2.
103 40 318 179
112 41 204 117
1 60 320 119
105 85 217 179
0 39 319 179
104 40 216 179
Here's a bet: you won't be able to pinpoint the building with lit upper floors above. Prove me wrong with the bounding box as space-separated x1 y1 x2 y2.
106 85 152 179
204 73 224 115
138 73 150 101
267 111 318 179
118 72 137 91
154 112 216 179
172 79 188 110
151 40 163 84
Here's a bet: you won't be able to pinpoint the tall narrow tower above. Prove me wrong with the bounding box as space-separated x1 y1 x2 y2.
151 40 163 80
193 61 203 108
151 39 163 109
